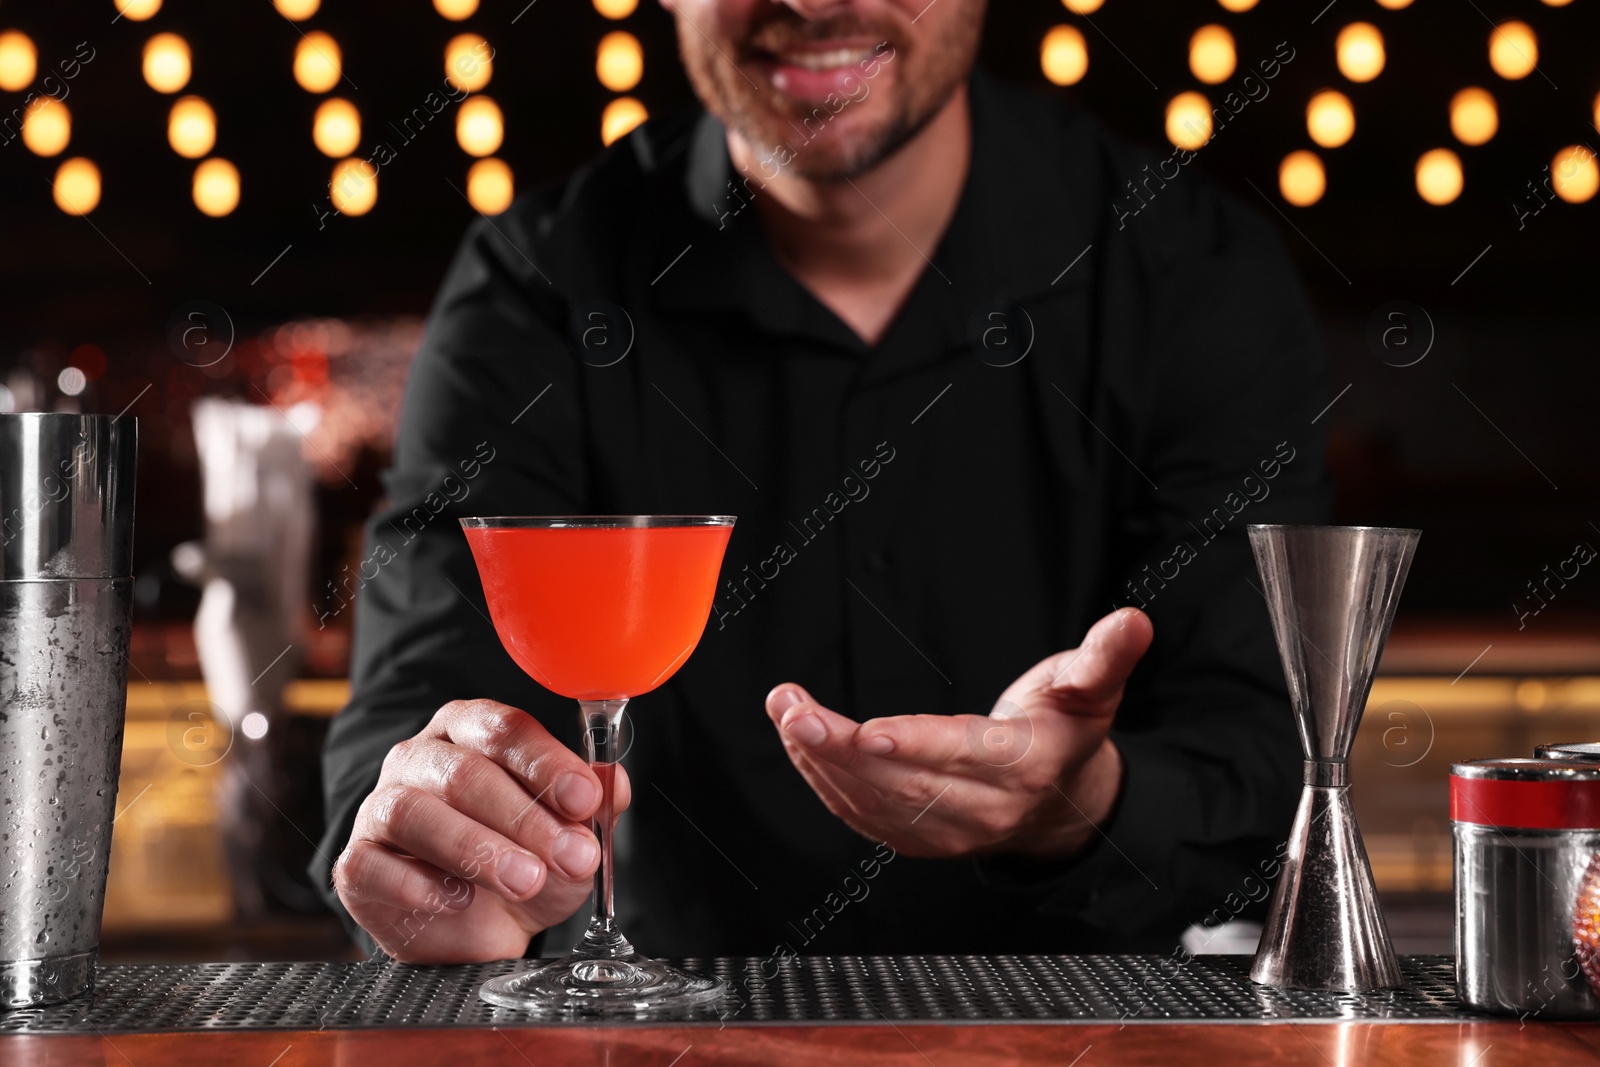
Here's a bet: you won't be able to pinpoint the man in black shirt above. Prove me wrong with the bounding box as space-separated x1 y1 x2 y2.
317 0 1330 962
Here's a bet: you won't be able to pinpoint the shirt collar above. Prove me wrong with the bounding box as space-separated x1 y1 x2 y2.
653 68 1102 351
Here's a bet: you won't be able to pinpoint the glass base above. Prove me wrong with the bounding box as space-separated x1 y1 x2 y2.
479 952 727 1017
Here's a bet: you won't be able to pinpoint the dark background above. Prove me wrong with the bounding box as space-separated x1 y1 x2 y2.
2 0 1597 634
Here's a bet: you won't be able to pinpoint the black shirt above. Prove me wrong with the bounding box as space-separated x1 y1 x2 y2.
314 68 1332 957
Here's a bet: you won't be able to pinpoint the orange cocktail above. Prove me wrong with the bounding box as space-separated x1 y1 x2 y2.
462 523 732 701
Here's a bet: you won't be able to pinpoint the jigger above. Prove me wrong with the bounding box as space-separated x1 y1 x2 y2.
1246 524 1419 992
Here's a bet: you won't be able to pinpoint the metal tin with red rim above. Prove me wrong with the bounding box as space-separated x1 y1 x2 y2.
1452 759 1600 1018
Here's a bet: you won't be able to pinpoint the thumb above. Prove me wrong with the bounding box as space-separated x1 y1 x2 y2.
765 682 814 724
1046 607 1154 707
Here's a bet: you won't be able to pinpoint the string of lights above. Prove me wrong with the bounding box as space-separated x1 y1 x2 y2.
1041 0 1599 209
596 0 648 147
2 1 1595 219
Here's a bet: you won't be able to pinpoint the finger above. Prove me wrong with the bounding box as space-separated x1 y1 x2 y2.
1014 608 1154 709
334 838 475 916
612 761 633 814
854 713 1036 780
769 684 892 781
787 740 1014 850
424 700 604 821
766 683 814 727
766 686 1013 836
1050 607 1152 703
357 784 548 902
775 697 923 793
767 693 883 824
777 700 1014 806
384 738 601 883
776 698 890 773
773 717 873 820
787 744 874 825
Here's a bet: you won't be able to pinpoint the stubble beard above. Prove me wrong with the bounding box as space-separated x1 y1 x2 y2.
673 6 984 183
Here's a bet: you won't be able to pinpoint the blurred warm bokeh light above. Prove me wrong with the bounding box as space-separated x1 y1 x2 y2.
1165 92 1213 150
1489 21 1537 80
446 34 492 93
1279 150 1326 207
1336 23 1384 83
52 157 101 215
0 31 37 92
330 158 376 216
1416 148 1464 205
601 96 647 146
594 0 638 17
1450 88 1498 146
1062 0 1104 12
168 96 217 159
434 0 479 18
1216 0 1257 10
143 33 191 94
1552 145 1599 204
22 97 71 157
456 95 504 156
466 158 514 215
193 158 240 217
272 0 320 19
1189 25 1235 85
596 31 643 93
115 0 162 20
1374 0 1413 8
294 32 342 93
1306 90 1354 149
313 98 361 158
1040 26 1088 87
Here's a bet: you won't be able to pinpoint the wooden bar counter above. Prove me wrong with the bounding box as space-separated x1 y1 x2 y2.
5 1020 1600 1066
2 956 1596 1066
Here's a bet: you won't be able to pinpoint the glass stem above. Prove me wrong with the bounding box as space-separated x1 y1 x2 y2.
574 698 633 960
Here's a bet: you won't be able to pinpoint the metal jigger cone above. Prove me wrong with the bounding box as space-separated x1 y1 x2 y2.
1246 524 1419 991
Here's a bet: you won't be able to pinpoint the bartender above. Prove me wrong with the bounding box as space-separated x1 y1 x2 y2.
316 0 1331 963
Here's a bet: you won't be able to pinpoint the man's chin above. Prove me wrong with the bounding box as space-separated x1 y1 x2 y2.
739 112 905 182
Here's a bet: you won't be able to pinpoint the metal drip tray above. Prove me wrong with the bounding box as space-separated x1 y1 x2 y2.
0 955 1474 1033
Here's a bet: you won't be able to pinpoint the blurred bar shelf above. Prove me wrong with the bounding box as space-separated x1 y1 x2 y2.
1383 615 1600 676
124 678 351 718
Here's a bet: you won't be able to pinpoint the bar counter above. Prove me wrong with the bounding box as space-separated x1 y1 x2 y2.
7 1020 1600 1066
4 955 1596 1065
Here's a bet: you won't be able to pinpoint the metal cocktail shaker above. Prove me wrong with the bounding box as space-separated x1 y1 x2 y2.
0 414 137 1008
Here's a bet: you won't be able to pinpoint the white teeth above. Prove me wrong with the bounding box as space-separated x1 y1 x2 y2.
779 48 871 72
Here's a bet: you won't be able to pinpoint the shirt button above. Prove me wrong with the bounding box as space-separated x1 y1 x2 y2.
866 549 890 572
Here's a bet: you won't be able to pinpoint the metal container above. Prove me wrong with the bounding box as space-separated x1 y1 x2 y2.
1452 758 1600 1019
1535 743 1600 762
0 414 137 1008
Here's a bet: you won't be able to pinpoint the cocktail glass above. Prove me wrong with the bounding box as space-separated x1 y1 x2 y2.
460 515 735 1015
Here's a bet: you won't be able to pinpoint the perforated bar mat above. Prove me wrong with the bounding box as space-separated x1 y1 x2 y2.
0 955 1474 1032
